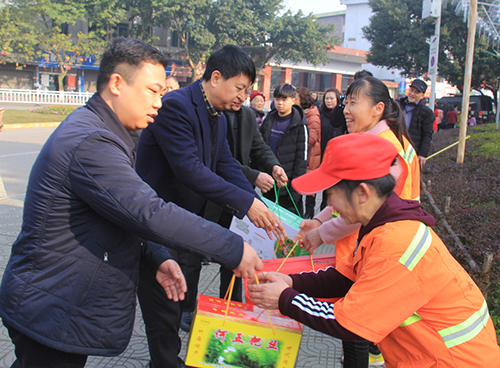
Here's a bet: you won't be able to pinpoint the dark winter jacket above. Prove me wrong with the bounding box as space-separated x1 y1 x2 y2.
319 105 347 157
398 97 435 157
225 105 280 185
250 105 266 128
259 106 308 206
204 105 281 226
0 94 244 356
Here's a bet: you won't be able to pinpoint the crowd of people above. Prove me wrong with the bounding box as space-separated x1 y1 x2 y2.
0 38 498 368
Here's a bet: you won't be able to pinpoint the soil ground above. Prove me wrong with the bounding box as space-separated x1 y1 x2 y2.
420 125 500 337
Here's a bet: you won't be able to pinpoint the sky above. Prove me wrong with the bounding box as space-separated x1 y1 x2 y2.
284 0 346 15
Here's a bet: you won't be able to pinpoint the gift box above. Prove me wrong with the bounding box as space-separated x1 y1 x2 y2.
229 197 308 260
185 294 303 368
244 254 337 304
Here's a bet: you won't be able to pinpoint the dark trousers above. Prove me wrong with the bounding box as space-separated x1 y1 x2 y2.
137 259 184 368
3 319 88 368
219 267 243 302
304 195 316 218
177 251 202 313
343 338 369 368
320 189 329 211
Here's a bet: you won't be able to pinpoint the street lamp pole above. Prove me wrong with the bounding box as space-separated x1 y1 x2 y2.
424 0 442 112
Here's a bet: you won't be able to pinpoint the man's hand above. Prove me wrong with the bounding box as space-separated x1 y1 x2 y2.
418 155 427 167
255 172 275 193
247 198 287 241
156 259 187 302
247 272 292 310
272 165 288 188
296 219 323 254
232 242 264 279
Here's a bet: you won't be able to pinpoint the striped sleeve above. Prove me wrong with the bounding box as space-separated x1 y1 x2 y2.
290 266 353 298
279 288 359 341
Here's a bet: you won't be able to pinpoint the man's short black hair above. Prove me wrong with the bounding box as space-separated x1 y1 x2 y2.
273 83 296 99
202 45 256 84
97 38 168 93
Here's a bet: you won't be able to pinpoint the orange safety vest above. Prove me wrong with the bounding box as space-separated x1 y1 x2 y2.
335 221 500 367
334 130 421 260
378 129 420 202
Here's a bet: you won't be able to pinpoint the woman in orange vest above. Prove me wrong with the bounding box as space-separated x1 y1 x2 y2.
248 133 500 368
297 76 421 367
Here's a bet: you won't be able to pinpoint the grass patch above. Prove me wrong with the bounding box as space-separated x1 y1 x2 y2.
2 109 68 124
469 124 500 159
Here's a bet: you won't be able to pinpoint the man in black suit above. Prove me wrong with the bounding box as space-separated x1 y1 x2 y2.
203 103 288 304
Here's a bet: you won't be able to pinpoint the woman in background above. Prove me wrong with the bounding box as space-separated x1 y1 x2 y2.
319 88 347 209
249 90 266 128
296 87 321 219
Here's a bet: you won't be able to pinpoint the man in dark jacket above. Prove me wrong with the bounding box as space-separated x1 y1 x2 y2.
259 83 308 216
204 104 288 303
0 38 262 368
398 79 435 166
135 45 285 368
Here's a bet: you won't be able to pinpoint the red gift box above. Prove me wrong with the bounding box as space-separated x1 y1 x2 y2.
244 254 337 304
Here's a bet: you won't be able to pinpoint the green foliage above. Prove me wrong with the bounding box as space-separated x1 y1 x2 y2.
363 0 434 76
1 0 338 85
469 124 500 159
0 0 108 90
1 109 68 124
157 0 338 78
31 105 77 115
363 0 500 96
204 329 280 368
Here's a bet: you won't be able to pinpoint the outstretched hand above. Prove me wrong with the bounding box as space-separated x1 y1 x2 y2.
232 242 264 279
247 198 287 241
296 219 323 254
247 272 292 310
156 259 187 302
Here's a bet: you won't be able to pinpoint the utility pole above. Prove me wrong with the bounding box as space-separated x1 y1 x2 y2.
423 0 442 111
457 0 478 164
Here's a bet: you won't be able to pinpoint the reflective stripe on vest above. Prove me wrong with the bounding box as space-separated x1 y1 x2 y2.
398 223 431 271
438 300 490 349
400 313 422 327
401 144 416 165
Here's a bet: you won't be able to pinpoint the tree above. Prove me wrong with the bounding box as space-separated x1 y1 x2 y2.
1 0 108 90
83 0 127 43
157 0 337 80
156 0 216 81
362 0 500 98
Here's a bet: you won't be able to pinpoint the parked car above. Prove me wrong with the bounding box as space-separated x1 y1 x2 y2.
436 95 495 124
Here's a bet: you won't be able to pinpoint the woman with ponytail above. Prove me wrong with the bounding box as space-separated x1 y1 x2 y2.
297 76 421 368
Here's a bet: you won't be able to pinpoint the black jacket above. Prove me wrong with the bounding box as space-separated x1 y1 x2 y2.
226 105 280 185
398 97 435 157
319 105 347 157
259 106 308 205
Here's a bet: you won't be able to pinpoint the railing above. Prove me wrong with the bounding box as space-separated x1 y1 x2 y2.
0 89 93 105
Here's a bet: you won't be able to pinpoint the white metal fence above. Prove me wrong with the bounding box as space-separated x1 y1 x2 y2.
0 89 93 105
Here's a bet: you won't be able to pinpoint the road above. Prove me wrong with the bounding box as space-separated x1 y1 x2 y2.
0 127 56 199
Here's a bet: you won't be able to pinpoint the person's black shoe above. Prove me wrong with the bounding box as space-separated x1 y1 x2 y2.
180 311 193 332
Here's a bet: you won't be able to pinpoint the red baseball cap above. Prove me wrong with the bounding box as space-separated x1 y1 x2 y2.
292 133 398 195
